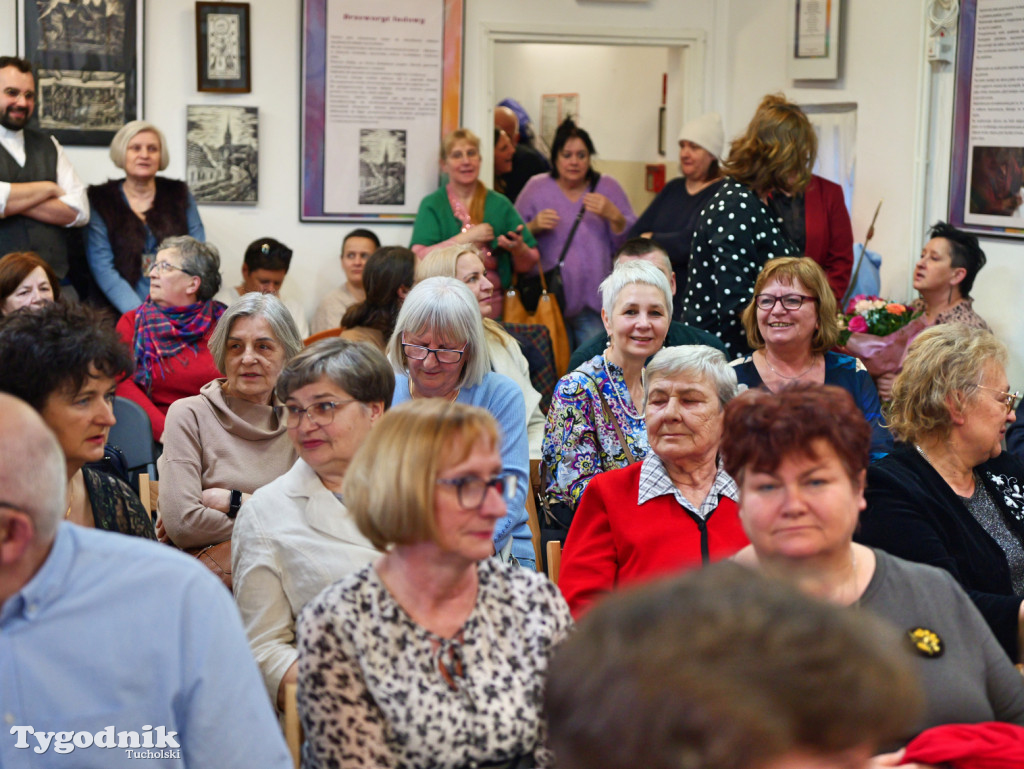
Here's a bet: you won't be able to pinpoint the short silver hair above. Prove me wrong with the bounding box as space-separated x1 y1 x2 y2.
109 120 169 171
387 276 491 389
208 293 303 373
157 235 221 301
643 345 738 410
276 338 395 408
600 259 673 319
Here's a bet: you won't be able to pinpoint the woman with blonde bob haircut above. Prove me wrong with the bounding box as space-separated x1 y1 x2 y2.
856 324 1024 660
88 120 206 313
416 243 545 457
297 400 572 769
733 256 890 458
388 276 534 567
410 128 539 319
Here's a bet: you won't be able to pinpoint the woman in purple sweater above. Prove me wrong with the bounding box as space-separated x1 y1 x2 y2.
515 119 636 347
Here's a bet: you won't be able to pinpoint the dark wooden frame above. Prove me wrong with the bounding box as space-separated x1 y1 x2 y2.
196 2 252 94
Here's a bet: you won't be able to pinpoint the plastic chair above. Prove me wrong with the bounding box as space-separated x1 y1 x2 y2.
110 396 158 489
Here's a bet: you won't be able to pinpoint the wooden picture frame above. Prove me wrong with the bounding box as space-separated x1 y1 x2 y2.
196 2 251 94
17 0 144 146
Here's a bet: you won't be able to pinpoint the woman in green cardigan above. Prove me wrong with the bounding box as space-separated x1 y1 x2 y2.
411 128 539 319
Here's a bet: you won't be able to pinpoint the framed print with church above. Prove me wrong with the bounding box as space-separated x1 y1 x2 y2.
300 0 464 222
186 105 259 205
17 0 144 146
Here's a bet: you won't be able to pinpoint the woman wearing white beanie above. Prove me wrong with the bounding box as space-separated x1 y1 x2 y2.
628 112 725 319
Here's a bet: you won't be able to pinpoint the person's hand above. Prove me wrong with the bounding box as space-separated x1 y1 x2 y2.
870 748 940 769
640 231 653 238
155 514 170 544
875 371 897 401
531 209 560 232
202 487 232 514
583 193 626 232
497 225 528 255
461 223 494 243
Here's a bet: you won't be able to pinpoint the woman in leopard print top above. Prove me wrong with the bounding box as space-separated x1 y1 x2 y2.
296 400 572 769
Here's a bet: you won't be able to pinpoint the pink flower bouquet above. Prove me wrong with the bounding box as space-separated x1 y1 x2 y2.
836 295 924 378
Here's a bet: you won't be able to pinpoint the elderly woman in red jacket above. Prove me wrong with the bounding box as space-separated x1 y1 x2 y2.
558 345 748 617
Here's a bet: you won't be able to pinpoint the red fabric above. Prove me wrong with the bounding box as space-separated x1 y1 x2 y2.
804 175 854 301
115 308 221 441
901 722 1024 768
558 462 748 618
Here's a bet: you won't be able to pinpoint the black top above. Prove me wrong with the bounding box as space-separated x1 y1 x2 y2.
83 466 157 540
500 143 551 203
856 445 1024 659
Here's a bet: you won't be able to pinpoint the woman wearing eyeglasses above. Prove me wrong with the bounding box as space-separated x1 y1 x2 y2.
114 235 225 440
856 324 1024 661
387 276 534 569
157 293 301 550
296 400 572 769
231 338 393 711
732 257 892 459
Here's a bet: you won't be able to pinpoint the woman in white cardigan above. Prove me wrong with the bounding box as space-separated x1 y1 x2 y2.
231 338 394 710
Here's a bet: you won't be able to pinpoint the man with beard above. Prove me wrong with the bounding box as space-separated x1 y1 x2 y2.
0 57 88 286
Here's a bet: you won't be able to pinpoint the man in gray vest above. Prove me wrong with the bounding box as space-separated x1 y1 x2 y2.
0 56 88 282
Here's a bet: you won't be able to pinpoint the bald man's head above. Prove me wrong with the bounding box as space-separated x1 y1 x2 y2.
0 393 66 540
494 106 519 144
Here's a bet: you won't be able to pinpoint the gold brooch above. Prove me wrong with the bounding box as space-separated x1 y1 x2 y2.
907 627 943 658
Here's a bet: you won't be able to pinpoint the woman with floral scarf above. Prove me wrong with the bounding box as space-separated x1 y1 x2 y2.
115 235 224 441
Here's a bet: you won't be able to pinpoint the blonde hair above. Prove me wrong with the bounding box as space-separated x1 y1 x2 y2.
442 128 487 223
887 324 1007 444
109 120 169 171
416 244 518 356
343 400 500 550
723 94 816 197
741 257 838 353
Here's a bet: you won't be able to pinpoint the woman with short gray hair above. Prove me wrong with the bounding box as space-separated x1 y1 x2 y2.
114 235 225 439
558 344 747 617
87 120 205 313
387 276 535 568
232 338 394 710
542 260 672 518
158 293 301 551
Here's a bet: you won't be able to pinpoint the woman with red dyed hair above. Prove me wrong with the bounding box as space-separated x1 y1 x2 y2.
722 382 1024 740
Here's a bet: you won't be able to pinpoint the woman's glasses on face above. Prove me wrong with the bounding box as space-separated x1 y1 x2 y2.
753 293 818 311
401 335 466 364
436 473 516 509
976 385 1021 416
275 400 356 428
142 253 194 276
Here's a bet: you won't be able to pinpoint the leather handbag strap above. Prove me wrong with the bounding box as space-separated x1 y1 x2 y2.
554 173 600 269
583 370 637 468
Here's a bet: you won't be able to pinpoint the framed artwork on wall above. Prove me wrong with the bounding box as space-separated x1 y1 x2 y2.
195 2 252 94
17 0 144 146
786 0 842 81
300 0 464 222
186 105 258 205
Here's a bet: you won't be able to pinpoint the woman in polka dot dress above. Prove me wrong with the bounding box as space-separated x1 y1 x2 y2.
683 93 810 358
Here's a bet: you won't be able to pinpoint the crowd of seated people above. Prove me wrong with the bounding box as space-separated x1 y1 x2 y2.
6 84 1024 769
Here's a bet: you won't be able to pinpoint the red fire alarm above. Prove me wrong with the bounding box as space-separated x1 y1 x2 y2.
645 164 666 193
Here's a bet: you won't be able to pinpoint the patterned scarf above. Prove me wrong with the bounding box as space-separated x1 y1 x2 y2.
131 299 224 392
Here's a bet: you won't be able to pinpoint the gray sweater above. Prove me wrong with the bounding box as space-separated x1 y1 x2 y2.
862 549 1024 734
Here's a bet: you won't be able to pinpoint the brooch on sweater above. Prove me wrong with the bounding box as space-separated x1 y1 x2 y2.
906 627 943 658
985 472 1024 521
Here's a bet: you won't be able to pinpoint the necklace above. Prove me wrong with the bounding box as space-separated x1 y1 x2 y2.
603 355 641 419
762 351 819 381
411 380 461 403
65 481 75 520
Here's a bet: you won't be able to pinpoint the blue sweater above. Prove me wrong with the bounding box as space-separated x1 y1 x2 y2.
393 372 533 562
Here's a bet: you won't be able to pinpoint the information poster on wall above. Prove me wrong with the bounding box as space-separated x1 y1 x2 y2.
301 0 463 221
950 0 1024 237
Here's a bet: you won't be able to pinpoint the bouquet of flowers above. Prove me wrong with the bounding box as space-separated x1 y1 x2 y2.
836 295 925 378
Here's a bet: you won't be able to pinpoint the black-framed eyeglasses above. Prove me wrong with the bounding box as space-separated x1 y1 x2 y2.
402 335 466 365
753 293 818 311
976 385 1021 416
275 400 356 428
436 473 516 509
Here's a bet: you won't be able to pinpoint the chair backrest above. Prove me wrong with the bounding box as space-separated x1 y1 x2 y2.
284 682 303 769
110 397 158 485
303 327 342 346
546 540 561 584
525 460 544 569
138 473 158 517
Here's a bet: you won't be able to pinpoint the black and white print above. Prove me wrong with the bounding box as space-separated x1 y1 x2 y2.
358 129 406 206
186 105 258 205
